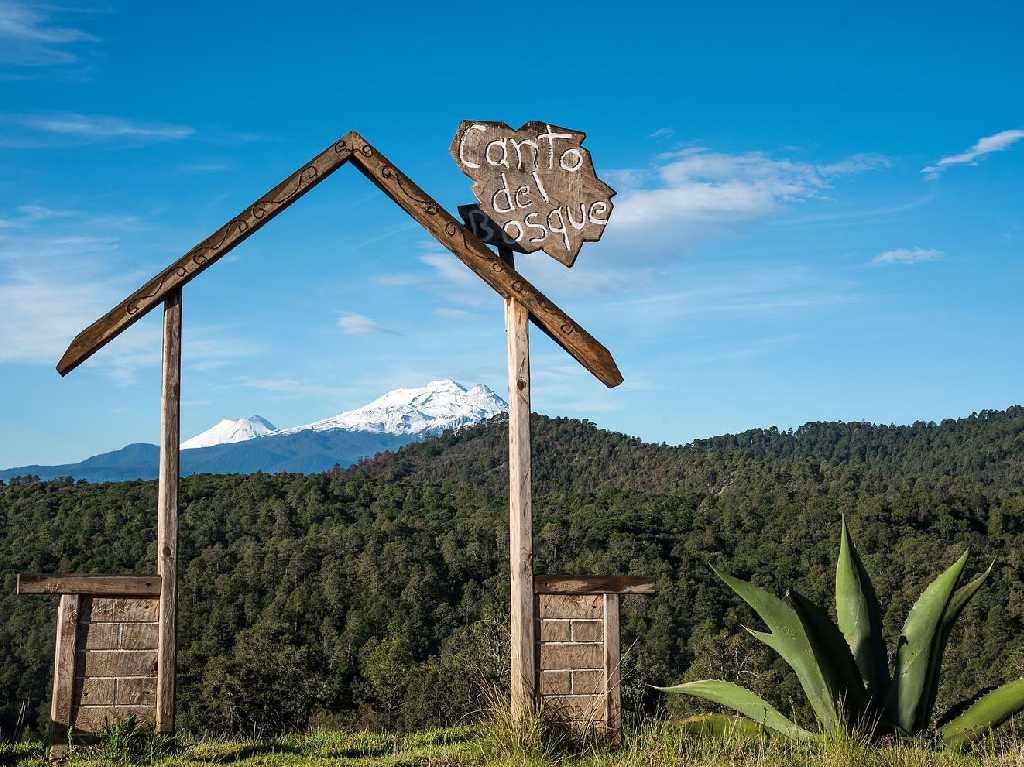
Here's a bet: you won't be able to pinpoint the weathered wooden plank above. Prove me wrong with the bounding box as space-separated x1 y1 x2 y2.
55 131 623 388
571 621 603 642
85 598 159 624
604 593 622 740
542 694 605 723
347 134 622 388
534 576 657 595
156 290 180 734
505 277 536 723
121 623 158 651
50 594 79 757
572 669 604 695
78 650 158 678
17 574 160 597
538 594 603 619
55 135 357 375
116 677 157 707
73 677 115 707
540 643 603 671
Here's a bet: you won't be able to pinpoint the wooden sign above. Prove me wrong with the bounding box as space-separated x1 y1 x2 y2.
450 121 615 267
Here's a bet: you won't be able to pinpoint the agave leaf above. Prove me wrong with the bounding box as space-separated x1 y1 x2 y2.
658 680 817 741
835 516 890 701
676 713 767 740
939 679 1024 747
889 550 969 733
788 588 869 720
712 567 841 731
916 562 994 732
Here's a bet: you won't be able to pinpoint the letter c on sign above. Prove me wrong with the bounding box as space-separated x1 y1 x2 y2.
458 124 487 169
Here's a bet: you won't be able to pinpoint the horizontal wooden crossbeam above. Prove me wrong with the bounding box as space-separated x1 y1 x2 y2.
534 576 656 595
56 132 623 388
16 574 161 597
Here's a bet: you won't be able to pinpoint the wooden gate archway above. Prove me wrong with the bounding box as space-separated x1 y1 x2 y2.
19 129 624 751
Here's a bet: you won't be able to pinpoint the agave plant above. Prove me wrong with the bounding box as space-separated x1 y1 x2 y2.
659 519 1024 746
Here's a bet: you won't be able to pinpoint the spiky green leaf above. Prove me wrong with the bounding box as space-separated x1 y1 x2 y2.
658 680 817 741
835 516 889 700
940 679 1024 747
676 713 767 740
788 588 869 720
889 551 968 733
917 562 994 731
712 567 841 731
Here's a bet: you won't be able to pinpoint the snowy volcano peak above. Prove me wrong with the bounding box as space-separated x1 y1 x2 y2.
180 381 506 450
181 415 277 450
283 379 507 437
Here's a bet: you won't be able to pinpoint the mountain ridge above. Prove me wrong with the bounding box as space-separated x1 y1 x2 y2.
0 380 508 482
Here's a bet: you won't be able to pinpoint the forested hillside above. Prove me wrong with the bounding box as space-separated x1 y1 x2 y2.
2 409 1023 740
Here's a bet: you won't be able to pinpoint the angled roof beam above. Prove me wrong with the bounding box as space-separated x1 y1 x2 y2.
56 132 623 388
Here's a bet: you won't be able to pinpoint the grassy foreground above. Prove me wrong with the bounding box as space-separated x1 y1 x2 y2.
3 723 1024 767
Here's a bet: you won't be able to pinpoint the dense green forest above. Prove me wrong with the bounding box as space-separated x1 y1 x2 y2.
2 408 1023 741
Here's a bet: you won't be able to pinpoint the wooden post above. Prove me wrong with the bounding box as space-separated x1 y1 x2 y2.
156 288 181 733
603 592 622 741
49 594 79 758
502 248 536 723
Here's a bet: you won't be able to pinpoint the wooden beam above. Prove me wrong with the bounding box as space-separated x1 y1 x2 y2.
504 250 536 723
534 576 657 595
349 135 622 387
57 131 623 388
156 289 181 734
16 574 160 597
56 135 358 375
604 592 622 741
49 594 79 758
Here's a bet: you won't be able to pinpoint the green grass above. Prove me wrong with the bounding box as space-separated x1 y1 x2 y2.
3 721 1023 766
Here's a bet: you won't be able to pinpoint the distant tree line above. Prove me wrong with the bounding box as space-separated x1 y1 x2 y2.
1 409 1022 739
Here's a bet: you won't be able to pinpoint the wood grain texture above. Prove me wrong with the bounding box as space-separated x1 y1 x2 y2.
450 121 615 267
17 574 160 597
156 290 180 734
56 131 622 388
56 135 357 375
506 288 536 722
534 576 656 595
604 593 622 740
349 134 622 387
50 594 80 756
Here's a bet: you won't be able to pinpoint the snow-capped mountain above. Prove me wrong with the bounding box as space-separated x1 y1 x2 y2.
179 380 507 450
2 381 508 482
181 415 277 450
280 379 507 437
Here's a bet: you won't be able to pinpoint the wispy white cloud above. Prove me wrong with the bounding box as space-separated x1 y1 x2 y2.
613 267 855 320
0 256 121 365
0 204 77 229
648 127 675 140
0 205 255 384
236 376 354 400
0 1 96 67
433 307 477 320
922 129 1024 179
337 312 397 336
613 147 889 228
174 161 229 175
374 273 420 287
873 247 944 265
774 195 933 226
0 112 194 147
376 242 494 307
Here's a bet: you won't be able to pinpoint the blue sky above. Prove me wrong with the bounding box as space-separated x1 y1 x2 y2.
1 1 1022 468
